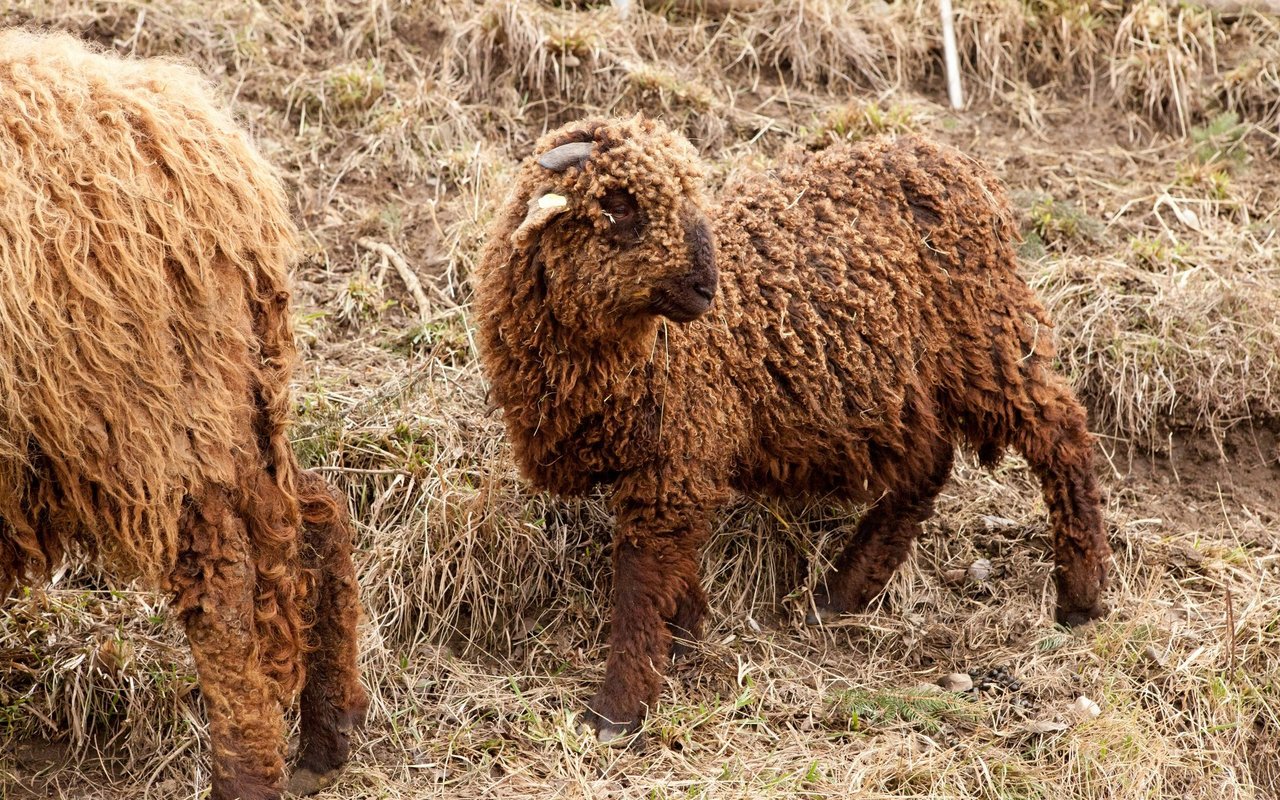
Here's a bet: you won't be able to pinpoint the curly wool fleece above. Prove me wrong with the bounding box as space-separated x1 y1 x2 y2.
476 116 1110 735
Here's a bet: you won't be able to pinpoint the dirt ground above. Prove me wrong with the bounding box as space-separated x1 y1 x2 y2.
2 2 1279 799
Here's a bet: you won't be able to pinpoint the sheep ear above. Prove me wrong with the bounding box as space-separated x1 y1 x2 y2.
512 192 571 249
537 141 594 172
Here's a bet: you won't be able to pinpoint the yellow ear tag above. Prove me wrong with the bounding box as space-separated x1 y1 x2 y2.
538 193 568 209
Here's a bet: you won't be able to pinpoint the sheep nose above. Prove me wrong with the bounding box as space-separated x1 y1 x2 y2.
685 215 717 291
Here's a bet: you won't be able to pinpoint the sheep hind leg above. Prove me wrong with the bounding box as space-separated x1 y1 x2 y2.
172 490 286 800
809 440 955 624
667 580 707 661
288 471 369 797
1006 376 1111 626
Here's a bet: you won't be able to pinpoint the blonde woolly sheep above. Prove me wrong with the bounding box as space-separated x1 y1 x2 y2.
0 30 366 799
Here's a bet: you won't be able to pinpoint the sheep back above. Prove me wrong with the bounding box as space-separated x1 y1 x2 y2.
709 134 1055 493
0 30 302 593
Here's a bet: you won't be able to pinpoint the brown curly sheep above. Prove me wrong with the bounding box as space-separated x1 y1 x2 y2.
0 30 367 799
475 116 1112 739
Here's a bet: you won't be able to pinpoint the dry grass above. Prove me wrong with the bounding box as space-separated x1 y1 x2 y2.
2 2 1279 799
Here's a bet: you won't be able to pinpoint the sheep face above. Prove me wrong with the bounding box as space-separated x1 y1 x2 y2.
506 117 717 336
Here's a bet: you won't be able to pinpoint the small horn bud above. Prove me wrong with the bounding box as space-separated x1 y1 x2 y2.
537 141 594 173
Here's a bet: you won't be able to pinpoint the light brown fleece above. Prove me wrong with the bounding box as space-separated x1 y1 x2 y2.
0 30 366 799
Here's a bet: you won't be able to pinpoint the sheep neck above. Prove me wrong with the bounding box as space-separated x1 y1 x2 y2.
500 314 667 493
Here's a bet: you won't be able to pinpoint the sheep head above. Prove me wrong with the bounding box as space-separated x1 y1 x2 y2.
489 116 718 340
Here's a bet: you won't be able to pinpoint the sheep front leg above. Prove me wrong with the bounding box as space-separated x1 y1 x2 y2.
288 472 369 796
585 514 708 741
171 492 286 800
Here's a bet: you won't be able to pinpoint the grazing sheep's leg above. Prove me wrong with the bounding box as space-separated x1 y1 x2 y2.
667 580 708 661
1008 377 1110 626
172 492 285 800
288 471 369 797
585 513 709 740
811 440 955 622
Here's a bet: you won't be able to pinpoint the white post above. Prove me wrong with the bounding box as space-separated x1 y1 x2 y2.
939 0 964 110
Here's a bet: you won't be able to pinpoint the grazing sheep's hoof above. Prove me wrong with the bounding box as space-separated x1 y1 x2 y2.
804 606 835 626
212 777 279 800
1056 603 1108 628
580 707 641 745
286 767 339 797
670 637 699 662
805 593 848 626
595 721 638 745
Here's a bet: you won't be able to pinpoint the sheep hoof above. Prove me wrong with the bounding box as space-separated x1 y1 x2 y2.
805 595 845 626
1056 603 1108 628
576 720 637 745
595 722 636 744
579 708 641 745
670 638 698 662
286 767 338 797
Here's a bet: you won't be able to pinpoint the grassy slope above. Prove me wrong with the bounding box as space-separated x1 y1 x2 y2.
1 1 1279 798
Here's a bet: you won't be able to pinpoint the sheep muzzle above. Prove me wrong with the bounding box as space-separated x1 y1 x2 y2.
650 216 717 323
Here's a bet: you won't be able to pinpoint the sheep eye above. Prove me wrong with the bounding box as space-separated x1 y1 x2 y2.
599 191 636 223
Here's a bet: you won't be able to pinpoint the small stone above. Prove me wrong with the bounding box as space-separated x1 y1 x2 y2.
1070 695 1102 721
943 568 967 586
938 672 974 692
981 515 1019 531
562 54 581 67
967 559 993 582
1169 546 1206 568
1141 645 1166 665
1028 719 1069 734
